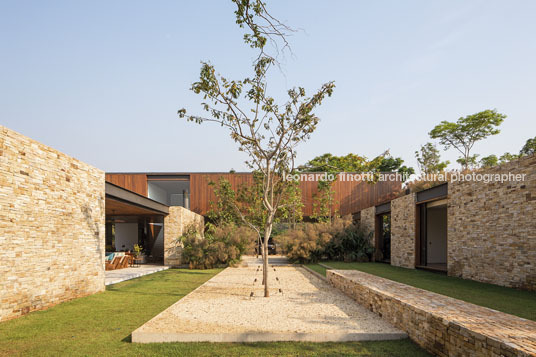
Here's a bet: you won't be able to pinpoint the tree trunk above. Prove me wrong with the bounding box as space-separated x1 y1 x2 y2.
263 220 273 297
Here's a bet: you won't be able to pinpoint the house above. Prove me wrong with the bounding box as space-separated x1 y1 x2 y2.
0 125 399 321
357 155 536 290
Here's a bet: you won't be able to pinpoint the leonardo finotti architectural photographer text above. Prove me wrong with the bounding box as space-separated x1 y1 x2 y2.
283 172 527 183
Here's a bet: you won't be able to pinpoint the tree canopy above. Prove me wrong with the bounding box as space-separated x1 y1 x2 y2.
298 152 414 176
520 136 536 156
429 109 506 170
415 142 450 175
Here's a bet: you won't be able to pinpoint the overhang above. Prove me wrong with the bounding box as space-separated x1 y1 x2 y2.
105 182 169 216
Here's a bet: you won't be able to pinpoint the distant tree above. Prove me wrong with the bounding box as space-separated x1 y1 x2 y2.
298 153 368 173
179 0 334 297
456 154 480 169
299 152 413 175
429 109 506 170
520 136 536 156
376 156 415 176
278 180 303 229
206 178 242 227
415 142 450 175
499 152 520 164
479 154 499 168
311 180 337 223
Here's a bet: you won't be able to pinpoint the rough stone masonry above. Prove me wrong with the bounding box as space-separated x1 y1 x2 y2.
0 126 105 322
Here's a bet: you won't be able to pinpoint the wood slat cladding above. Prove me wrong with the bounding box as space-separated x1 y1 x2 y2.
105 173 147 196
105 172 401 217
190 173 254 214
190 173 401 216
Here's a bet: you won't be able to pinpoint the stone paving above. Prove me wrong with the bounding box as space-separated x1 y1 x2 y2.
132 266 407 343
328 269 536 357
105 264 169 286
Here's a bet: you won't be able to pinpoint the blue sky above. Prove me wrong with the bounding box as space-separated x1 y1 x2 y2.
1 0 535 172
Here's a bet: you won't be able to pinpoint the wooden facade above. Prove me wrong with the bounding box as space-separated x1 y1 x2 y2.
105 173 147 196
105 173 401 217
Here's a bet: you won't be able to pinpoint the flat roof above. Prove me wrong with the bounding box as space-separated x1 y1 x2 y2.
105 182 169 216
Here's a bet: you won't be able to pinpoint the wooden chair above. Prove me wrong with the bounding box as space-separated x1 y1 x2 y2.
105 256 121 271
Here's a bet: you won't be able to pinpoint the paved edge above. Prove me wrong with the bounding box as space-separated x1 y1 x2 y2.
301 264 327 281
132 331 408 343
105 266 170 286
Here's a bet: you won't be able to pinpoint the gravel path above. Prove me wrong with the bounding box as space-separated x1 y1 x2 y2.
132 266 406 343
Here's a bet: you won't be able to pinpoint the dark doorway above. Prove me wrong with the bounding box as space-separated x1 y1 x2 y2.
417 199 447 272
375 212 391 263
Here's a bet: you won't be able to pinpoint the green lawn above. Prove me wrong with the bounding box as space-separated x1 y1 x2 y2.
0 268 429 357
306 262 536 321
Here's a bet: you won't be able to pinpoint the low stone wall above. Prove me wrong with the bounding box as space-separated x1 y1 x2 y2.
164 206 204 266
448 155 536 290
0 126 105 322
390 193 416 268
327 269 536 357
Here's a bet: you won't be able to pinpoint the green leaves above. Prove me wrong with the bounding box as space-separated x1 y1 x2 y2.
520 136 536 156
429 109 506 169
415 142 449 175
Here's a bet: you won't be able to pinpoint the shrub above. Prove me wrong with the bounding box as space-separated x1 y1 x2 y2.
179 224 256 269
325 224 374 262
275 216 373 263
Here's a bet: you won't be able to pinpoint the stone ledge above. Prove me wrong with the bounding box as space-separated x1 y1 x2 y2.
132 331 406 343
327 269 536 357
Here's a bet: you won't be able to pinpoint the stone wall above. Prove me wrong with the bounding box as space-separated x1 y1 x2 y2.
390 193 416 268
360 206 375 244
448 155 536 290
164 206 205 267
327 269 536 357
0 126 105 322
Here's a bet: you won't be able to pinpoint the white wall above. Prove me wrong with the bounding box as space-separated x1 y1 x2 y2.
115 223 138 251
148 182 168 205
426 205 447 264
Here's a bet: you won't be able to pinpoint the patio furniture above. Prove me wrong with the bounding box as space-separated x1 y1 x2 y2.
105 256 121 271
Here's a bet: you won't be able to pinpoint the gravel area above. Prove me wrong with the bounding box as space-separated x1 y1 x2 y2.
132 266 406 343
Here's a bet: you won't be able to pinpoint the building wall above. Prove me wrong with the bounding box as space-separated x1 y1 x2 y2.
448 155 536 290
163 206 204 267
0 126 105 322
360 206 375 234
390 193 416 269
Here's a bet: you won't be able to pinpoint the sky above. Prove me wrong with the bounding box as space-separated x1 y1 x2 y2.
1 0 535 173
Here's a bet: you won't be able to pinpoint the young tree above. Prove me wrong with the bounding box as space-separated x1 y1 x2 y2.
429 109 506 170
311 180 337 223
520 136 536 156
179 0 335 297
415 142 450 175
278 180 303 229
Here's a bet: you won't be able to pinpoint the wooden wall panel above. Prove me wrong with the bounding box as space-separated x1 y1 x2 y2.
105 172 401 216
190 173 254 215
190 173 401 216
105 173 147 196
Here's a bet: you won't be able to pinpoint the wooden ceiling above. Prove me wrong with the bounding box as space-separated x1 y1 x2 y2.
105 197 165 217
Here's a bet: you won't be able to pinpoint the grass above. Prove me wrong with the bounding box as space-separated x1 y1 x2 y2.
306 262 536 321
0 268 430 357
